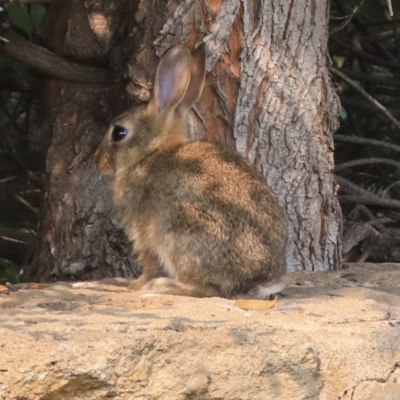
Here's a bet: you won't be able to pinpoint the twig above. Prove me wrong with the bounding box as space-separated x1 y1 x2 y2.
366 217 396 226
334 134 400 153
363 19 400 27
334 0 395 62
335 175 400 211
380 210 400 222
330 0 365 34
331 67 400 130
335 158 400 172
0 226 36 246
387 0 393 17
339 69 400 89
335 175 375 196
361 28 400 43
339 97 400 119
330 37 400 70
350 204 376 221
0 0 55 4
338 195 400 210
0 26 111 84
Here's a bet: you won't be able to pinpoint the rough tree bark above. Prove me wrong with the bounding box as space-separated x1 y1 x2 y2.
34 0 140 280
34 0 341 281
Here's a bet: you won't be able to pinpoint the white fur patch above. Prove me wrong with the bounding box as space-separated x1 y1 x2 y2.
249 283 285 299
158 249 177 279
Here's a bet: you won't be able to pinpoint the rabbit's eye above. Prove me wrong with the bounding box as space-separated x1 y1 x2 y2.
111 125 128 142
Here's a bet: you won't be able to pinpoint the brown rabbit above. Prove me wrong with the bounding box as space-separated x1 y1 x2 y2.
95 44 287 298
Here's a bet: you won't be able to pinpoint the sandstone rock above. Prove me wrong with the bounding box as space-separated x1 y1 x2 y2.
1 263 400 400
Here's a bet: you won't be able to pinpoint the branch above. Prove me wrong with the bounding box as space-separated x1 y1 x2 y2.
339 96 400 119
363 19 400 27
335 175 373 196
386 0 393 17
0 0 56 5
334 134 400 153
361 28 400 43
331 67 400 130
334 158 400 172
338 195 400 210
335 176 400 210
0 26 112 84
334 0 394 62
329 37 400 71
339 69 400 89
367 217 397 226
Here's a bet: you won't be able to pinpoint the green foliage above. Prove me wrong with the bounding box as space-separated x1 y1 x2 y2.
30 4 46 35
6 3 46 41
0 259 26 284
7 4 34 40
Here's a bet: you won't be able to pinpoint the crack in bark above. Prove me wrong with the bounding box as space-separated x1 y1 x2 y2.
283 0 295 40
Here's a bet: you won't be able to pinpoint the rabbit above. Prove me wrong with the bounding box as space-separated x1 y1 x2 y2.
95 43 288 299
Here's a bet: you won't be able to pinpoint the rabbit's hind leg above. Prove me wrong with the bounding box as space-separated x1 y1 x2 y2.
129 250 163 291
142 277 220 298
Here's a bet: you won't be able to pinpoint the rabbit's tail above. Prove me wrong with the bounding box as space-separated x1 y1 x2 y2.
246 283 285 300
142 277 220 298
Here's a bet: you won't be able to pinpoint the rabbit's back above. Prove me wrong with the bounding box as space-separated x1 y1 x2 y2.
114 141 287 297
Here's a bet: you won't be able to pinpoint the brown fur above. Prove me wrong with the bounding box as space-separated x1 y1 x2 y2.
95 44 287 298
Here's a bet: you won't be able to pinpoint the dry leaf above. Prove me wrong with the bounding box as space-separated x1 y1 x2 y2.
0 284 9 294
25 283 45 290
234 297 277 311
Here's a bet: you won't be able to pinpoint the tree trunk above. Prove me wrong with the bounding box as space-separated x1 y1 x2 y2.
35 0 140 280
35 0 341 281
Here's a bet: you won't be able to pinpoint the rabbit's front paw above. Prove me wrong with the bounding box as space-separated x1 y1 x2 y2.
143 277 175 292
129 274 152 291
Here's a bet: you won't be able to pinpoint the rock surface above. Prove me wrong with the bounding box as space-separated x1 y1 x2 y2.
1 263 400 400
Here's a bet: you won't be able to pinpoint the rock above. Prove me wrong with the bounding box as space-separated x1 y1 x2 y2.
1 263 400 400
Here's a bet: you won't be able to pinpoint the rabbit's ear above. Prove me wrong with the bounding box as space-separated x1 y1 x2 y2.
151 45 192 112
177 43 206 112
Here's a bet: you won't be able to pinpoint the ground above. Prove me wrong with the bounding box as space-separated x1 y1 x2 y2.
1 263 399 400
